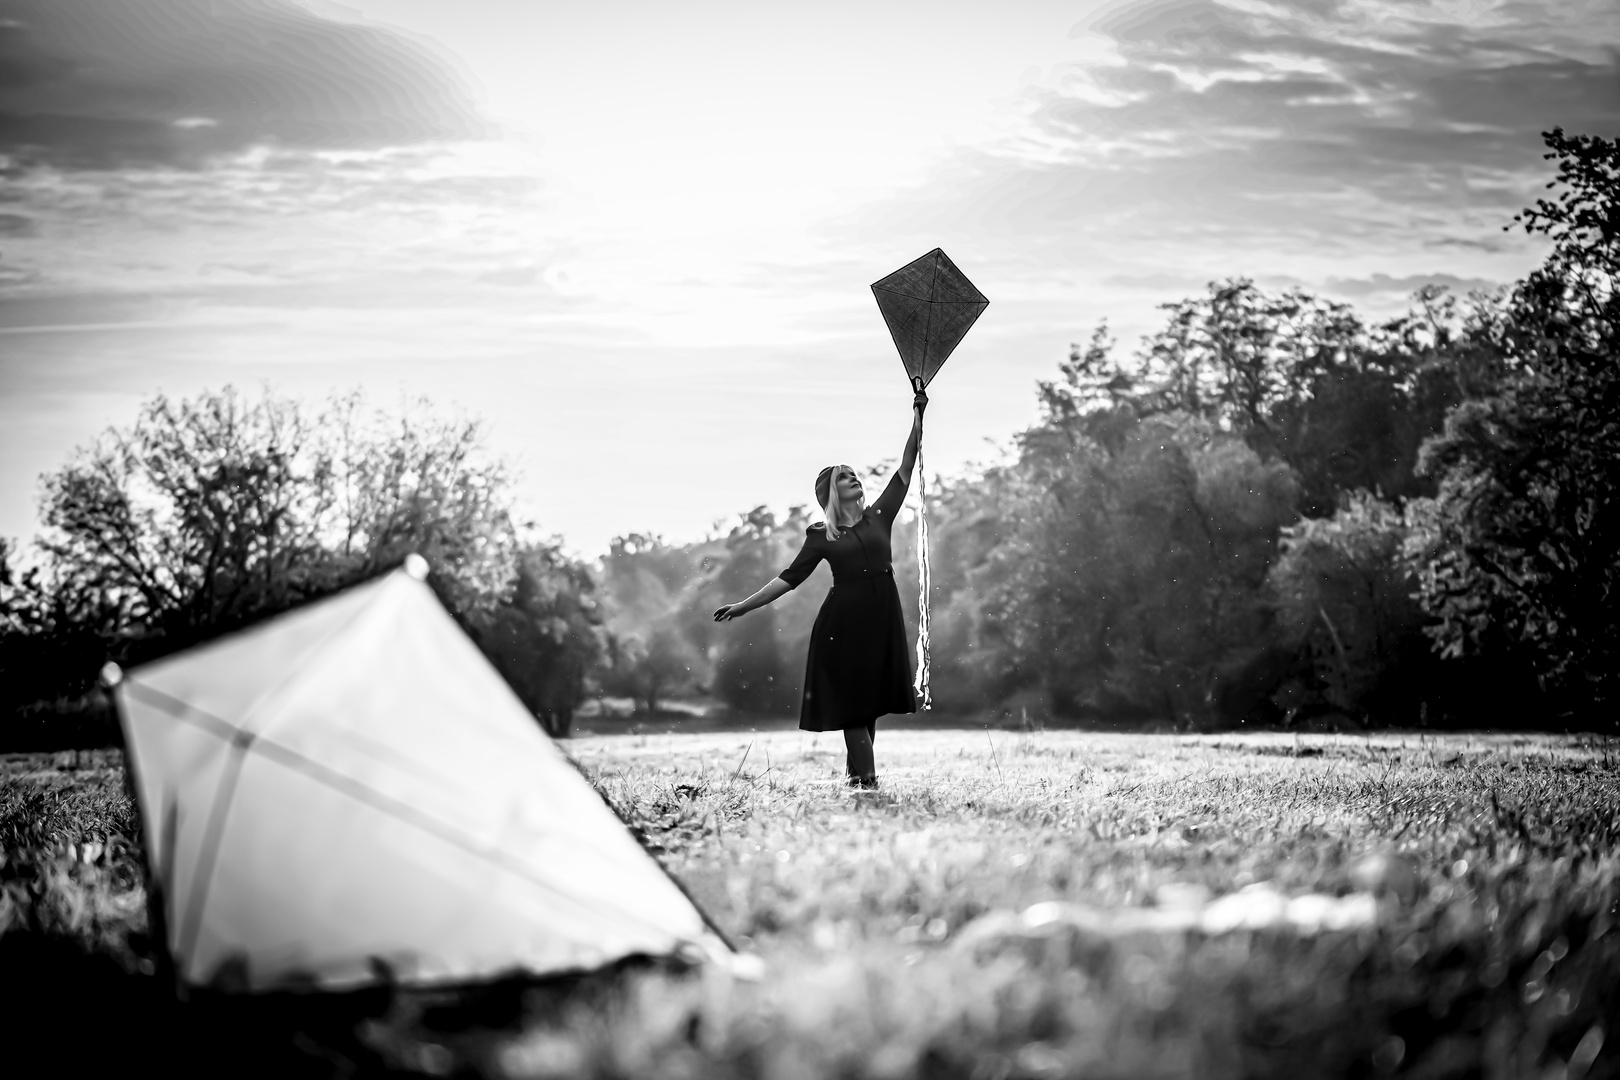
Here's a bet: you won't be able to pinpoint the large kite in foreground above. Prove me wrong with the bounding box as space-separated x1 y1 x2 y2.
871 248 989 708
105 557 732 992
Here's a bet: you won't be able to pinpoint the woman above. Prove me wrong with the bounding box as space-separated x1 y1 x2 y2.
713 391 926 788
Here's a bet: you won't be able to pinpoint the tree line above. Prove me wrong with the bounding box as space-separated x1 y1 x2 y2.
0 391 593 745
2 129 1614 743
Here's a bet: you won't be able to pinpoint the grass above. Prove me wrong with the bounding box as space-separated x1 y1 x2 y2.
0 749 148 959
2 731 1618 1078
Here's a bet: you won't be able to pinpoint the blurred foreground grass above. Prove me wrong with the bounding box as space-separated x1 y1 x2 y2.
2 732 1617 1079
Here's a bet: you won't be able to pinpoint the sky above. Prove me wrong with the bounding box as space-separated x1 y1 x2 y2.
2 0 1617 556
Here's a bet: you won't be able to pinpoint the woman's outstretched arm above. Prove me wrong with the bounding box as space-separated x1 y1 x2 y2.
895 389 928 485
872 390 931 521
713 577 791 622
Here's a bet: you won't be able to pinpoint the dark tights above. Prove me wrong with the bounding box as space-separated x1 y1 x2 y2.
843 719 878 781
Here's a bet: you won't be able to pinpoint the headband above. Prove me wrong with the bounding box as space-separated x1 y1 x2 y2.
815 465 835 508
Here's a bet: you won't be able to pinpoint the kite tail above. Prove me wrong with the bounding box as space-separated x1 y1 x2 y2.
914 442 932 710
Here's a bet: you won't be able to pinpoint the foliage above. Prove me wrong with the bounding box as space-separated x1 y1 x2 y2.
1 529 125 742
478 540 607 737
1135 281 1366 442
1409 129 1620 716
978 282 1503 726
968 142 1616 727
1268 492 1433 724
600 624 704 717
591 507 837 719
1050 286 1503 519
598 533 710 634
709 608 796 715
894 468 1021 713
6 733 1619 1078
34 389 325 638
314 392 521 624
985 358 1300 723
596 533 712 715
708 507 815 715
14 387 515 648
0 387 623 746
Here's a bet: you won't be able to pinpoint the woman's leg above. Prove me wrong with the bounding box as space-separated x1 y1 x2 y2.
843 724 875 785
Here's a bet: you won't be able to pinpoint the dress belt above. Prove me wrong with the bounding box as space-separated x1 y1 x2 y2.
832 567 894 584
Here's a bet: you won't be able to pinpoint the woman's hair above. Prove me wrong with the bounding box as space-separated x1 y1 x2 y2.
816 464 857 540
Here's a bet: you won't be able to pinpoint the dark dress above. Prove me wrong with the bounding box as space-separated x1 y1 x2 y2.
777 470 917 732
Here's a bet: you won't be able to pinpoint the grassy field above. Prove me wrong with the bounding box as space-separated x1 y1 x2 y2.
2 730 1618 1079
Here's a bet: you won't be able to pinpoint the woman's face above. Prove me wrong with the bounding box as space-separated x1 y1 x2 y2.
834 466 863 503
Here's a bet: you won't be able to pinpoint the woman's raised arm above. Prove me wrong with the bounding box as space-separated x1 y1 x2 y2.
895 389 928 485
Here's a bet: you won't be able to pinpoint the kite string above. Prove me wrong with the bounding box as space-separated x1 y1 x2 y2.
914 440 932 710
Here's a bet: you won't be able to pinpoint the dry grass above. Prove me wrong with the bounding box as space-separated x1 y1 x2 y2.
2 732 1618 1079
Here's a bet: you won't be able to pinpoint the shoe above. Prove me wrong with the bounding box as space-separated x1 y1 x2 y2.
847 774 880 791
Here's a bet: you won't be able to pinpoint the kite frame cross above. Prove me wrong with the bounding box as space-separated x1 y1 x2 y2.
870 247 989 392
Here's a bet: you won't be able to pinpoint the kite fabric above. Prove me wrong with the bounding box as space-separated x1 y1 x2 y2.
871 249 988 710
105 557 732 992
870 248 989 392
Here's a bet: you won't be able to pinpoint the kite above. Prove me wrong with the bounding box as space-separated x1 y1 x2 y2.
103 557 734 992
871 248 988 709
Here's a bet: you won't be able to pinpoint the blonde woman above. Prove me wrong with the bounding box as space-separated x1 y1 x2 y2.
714 391 926 788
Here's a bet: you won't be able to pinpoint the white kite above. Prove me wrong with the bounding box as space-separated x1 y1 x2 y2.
106 556 731 992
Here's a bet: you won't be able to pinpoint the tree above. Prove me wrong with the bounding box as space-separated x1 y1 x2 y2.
988 388 1298 725
35 389 329 642
596 532 713 715
1058 285 1511 520
0 537 125 747
6 387 523 740
887 467 1022 714
1135 281 1364 447
1268 493 1432 724
310 391 519 624
1408 129 1620 718
34 387 516 649
600 624 702 716
708 508 806 715
478 540 606 737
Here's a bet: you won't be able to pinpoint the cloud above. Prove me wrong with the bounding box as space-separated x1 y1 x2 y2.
0 134 572 334
1321 271 1505 299
1033 0 1620 229
0 0 488 169
0 289 139 329
840 0 1620 306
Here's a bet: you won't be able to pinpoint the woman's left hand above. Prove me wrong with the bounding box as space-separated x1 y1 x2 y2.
913 389 929 414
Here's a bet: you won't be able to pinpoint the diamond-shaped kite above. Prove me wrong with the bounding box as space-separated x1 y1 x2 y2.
871 247 989 392
871 248 987 711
